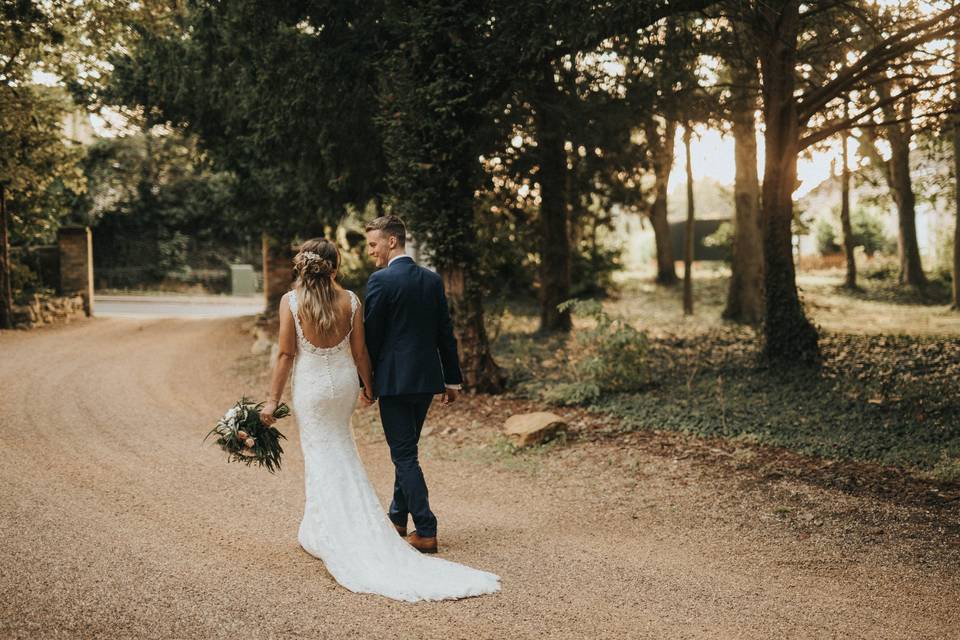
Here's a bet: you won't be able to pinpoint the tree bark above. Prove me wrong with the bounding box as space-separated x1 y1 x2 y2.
953 36 960 310
890 142 926 287
723 53 764 324
647 118 679 285
0 185 12 330
683 124 695 315
954 119 960 308
756 1 820 365
875 86 926 287
439 266 506 393
840 99 857 289
534 63 572 332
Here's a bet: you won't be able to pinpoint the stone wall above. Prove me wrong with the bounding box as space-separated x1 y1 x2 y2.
10 293 86 329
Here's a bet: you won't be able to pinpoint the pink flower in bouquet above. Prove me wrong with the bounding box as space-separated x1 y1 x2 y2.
237 430 249 440
245 437 256 448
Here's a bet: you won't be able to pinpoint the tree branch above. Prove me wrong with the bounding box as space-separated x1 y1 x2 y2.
797 5 960 122
802 104 958 150
0 47 23 83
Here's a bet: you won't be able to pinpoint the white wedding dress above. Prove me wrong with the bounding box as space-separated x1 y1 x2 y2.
288 288 501 602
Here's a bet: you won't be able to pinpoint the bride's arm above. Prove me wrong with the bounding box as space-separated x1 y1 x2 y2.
260 294 297 424
349 300 375 401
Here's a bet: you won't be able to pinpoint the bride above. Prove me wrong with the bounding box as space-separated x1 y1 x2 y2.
257 237 500 602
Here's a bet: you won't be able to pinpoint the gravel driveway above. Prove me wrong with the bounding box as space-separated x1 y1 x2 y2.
1 317 956 639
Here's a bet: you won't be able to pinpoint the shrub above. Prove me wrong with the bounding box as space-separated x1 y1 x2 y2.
703 221 734 261
570 242 622 298
815 219 841 256
543 299 648 406
851 207 895 257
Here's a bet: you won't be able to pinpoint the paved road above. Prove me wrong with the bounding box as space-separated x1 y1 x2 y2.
1 317 956 639
94 294 264 318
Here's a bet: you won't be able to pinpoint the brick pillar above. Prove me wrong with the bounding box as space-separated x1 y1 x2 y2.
58 226 94 316
262 233 294 313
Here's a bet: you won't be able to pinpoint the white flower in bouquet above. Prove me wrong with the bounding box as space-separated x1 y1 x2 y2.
224 406 244 425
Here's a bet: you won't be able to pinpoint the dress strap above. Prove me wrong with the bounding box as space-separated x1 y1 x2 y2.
288 289 305 341
345 290 359 339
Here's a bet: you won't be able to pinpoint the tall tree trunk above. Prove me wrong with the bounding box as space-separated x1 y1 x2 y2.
756 1 820 365
840 98 857 289
647 118 678 285
859 126 927 288
683 124 695 315
0 185 12 330
953 35 960 310
954 119 960 309
875 87 926 287
890 143 926 286
723 53 764 324
534 63 572 332
440 265 506 392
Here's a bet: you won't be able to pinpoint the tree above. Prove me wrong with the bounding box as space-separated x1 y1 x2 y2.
840 97 858 290
375 0 507 391
1 0 87 325
110 1 388 239
857 84 927 287
531 56 574 331
490 1 715 323
0 183 10 329
721 41 764 324
738 0 960 364
622 17 706 288
954 32 960 311
682 123 695 315
645 117 680 285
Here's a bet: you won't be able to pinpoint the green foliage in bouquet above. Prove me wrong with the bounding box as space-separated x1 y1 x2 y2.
544 299 649 406
203 397 291 473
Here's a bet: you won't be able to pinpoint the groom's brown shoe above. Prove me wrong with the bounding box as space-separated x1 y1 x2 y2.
406 532 438 554
392 522 407 537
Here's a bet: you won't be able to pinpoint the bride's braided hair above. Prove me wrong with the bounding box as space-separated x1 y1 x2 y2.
293 238 341 336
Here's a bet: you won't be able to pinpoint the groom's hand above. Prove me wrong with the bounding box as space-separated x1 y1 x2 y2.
441 387 459 405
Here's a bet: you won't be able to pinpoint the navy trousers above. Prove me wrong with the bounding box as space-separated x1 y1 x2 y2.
378 393 437 538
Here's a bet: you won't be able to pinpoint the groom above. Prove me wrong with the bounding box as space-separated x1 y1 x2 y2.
362 215 463 554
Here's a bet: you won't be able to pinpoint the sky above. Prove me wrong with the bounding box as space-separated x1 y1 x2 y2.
673 124 860 201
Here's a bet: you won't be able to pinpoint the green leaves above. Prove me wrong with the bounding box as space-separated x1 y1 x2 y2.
110 0 388 237
544 299 650 405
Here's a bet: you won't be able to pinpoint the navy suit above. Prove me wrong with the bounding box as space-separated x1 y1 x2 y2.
363 256 462 537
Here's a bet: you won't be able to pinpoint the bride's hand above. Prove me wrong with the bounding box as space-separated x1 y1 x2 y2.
260 400 279 425
358 389 375 407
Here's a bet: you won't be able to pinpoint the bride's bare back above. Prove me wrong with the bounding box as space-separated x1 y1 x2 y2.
296 287 354 348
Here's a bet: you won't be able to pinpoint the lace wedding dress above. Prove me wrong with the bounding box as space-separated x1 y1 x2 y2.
288 289 501 602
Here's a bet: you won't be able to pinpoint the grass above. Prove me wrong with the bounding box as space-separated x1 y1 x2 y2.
490 266 960 480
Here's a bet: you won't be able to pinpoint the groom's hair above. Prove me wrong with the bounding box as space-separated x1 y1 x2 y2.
365 215 406 247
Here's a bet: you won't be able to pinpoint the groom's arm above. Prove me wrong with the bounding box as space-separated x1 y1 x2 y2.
364 273 387 367
436 279 463 387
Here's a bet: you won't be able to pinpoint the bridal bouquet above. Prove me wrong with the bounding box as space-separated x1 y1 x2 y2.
203 397 291 473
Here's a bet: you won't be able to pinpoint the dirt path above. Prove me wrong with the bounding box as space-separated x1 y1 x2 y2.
1 317 957 639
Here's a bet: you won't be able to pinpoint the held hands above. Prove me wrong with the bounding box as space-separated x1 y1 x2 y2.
441 387 459 405
260 400 279 426
358 388 376 407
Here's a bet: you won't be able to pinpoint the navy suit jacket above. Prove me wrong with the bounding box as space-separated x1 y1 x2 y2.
363 256 463 397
